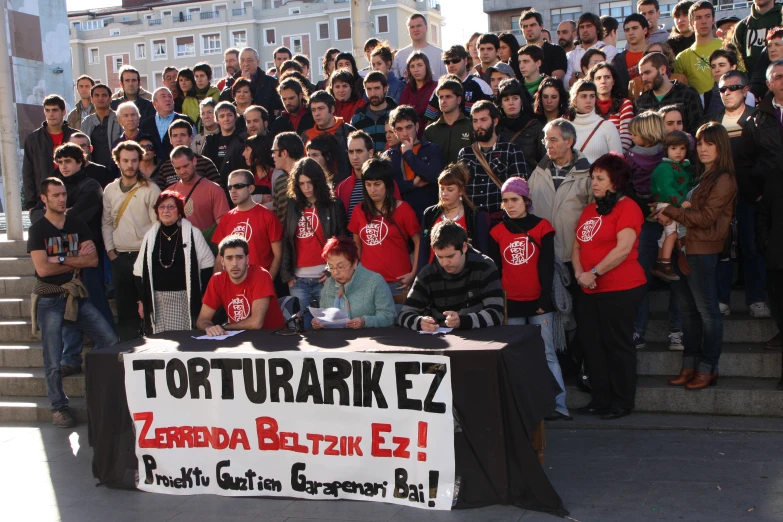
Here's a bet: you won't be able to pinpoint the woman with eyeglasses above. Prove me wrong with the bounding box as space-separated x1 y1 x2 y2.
137 136 160 185
134 190 215 335
312 236 396 329
281 158 348 328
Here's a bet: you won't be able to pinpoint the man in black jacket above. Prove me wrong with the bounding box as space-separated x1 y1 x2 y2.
139 87 195 161
220 47 284 121
203 102 248 184
23 94 75 212
269 77 315 138
109 65 155 121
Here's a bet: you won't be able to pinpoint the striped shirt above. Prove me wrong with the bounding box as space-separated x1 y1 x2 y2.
348 177 364 219
601 98 635 153
398 248 504 330
156 154 223 191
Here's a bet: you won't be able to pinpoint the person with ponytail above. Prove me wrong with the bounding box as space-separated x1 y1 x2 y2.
490 177 571 421
572 152 646 420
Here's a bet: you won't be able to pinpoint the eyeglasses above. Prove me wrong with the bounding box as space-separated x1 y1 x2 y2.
141 145 154 151
718 84 745 93
227 183 251 191
541 137 561 145
327 261 352 273
271 149 281 155
158 205 177 211
443 58 462 65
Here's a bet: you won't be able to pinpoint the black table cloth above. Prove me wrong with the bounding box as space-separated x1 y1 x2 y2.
85 326 567 517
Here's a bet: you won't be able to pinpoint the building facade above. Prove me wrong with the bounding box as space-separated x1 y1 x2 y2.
484 0 751 48
69 0 443 95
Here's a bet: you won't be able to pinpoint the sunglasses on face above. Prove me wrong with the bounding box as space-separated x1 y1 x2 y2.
227 183 251 191
141 145 154 151
718 84 745 93
443 58 462 65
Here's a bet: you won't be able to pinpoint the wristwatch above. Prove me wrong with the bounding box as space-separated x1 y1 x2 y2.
590 267 600 277
58 256 65 264
220 322 229 329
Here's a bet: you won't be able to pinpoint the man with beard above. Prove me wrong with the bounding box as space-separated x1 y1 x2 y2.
457 100 526 221
197 235 285 336
243 105 270 137
269 78 314 138
520 9 567 81
351 72 398 152
634 52 703 134
557 20 577 54
217 48 240 91
219 47 283 120
102 141 161 341
424 77 474 165
80 84 121 176
424 45 491 122
564 13 618 86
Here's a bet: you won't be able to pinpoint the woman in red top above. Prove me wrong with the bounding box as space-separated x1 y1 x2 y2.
400 52 437 139
572 153 646 420
281 158 348 328
490 178 571 421
348 158 421 297
328 70 366 123
588 62 634 153
242 134 274 209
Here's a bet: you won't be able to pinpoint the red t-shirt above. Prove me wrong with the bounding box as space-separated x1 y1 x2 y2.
51 132 64 169
348 201 420 282
490 219 555 302
626 51 643 80
212 204 283 270
428 214 467 264
295 208 326 267
202 265 285 329
575 197 646 294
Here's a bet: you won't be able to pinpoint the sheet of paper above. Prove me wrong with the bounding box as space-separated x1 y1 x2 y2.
419 327 453 335
191 330 245 340
309 307 350 328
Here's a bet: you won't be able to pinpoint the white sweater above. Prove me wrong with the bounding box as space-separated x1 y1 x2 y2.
101 178 161 252
572 111 624 164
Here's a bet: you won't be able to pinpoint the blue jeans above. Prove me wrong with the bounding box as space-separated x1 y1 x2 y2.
635 220 682 337
671 253 723 374
509 314 569 415
82 263 114 328
289 277 323 330
717 200 767 306
37 295 118 411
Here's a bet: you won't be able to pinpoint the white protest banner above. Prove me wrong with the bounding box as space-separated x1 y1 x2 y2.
124 351 455 510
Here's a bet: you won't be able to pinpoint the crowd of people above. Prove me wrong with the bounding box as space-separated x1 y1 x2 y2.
25 1 783 428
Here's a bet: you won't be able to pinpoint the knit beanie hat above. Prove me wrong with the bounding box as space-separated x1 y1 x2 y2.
501 177 533 213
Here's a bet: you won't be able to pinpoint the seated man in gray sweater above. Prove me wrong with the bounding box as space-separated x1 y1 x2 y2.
398 220 504 331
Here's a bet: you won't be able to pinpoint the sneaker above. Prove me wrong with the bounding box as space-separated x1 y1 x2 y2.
749 302 771 319
651 261 680 281
633 332 646 349
60 364 82 378
719 303 731 316
668 330 684 351
52 409 76 428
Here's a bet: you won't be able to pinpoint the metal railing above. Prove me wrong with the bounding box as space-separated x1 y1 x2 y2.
232 8 246 15
148 19 162 25
200 11 219 19
173 14 192 22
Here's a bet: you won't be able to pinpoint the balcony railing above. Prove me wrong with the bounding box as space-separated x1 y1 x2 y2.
200 11 219 19
232 8 246 15
148 18 162 25
173 14 192 22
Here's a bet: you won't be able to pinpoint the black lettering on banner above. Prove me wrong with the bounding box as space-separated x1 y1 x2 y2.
422 363 447 414
133 359 165 398
395 362 422 411
362 360 387 408
243 357 267 403
269 358 294 402
323 358 351 406
295 358 324 404
142 454 157 484
210 358 242 399
166 358 188 398
187 357 213 399
291 462 306 492
352 360 362 406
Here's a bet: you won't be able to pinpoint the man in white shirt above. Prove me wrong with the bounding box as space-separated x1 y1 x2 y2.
392 13 447 81
564 13 619 86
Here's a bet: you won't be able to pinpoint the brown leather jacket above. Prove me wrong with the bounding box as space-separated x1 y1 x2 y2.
662 170 737 255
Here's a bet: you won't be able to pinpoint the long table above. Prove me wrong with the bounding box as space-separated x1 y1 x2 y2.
85 326 568 517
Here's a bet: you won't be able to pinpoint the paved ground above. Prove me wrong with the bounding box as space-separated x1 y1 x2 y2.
2 419 783 522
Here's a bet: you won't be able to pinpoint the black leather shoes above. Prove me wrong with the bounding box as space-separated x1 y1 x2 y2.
576 405 606 415
600 408 632 420
544 411 574 421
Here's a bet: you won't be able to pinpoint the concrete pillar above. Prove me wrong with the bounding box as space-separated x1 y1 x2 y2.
351 0 372 68
0 7 22 239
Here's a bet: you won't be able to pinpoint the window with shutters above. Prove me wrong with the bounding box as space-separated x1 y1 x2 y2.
176 35 196 58
265 28 276 46
231 30 247 47
201 33 222 55
336 17 351 40
135 43 146 60
88 48 99 64
152 39 167 60
376 15 389 34
317 22 329 40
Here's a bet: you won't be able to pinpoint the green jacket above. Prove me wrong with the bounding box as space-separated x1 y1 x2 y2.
319 264 396 328
651 158 694 206
182 87 221 130
732 3 783 74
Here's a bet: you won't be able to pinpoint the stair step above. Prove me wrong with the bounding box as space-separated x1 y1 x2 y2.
649 287 751 313
0 239 29 257
566 376 783 417
0 343 93 368
0 368 85 397
645 312 778 343
0 319 39 342
0 276 35 296
0 256 33 277
638 343 782 378
0 396 87 422
0 295 118 319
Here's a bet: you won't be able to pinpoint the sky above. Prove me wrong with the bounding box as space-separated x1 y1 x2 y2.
66 0 488 48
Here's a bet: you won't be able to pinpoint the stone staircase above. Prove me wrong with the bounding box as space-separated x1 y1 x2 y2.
567 286 783 417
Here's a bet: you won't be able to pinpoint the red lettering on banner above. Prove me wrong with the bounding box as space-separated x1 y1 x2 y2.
256 416 280 450
280 432 308 453
134 411 156 448
371 423 392 457
324 435 340 456
348 436 363 456
392 437 410 458
133 411 249 450
306 433 324 454
230 428 251 450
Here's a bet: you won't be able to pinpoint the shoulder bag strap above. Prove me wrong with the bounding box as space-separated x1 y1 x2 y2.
471 142 503 189
183 176 204 204
579 119 605 153
114 185 142 229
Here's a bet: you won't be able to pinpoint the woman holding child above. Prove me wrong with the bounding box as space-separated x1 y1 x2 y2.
654 123 737 390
